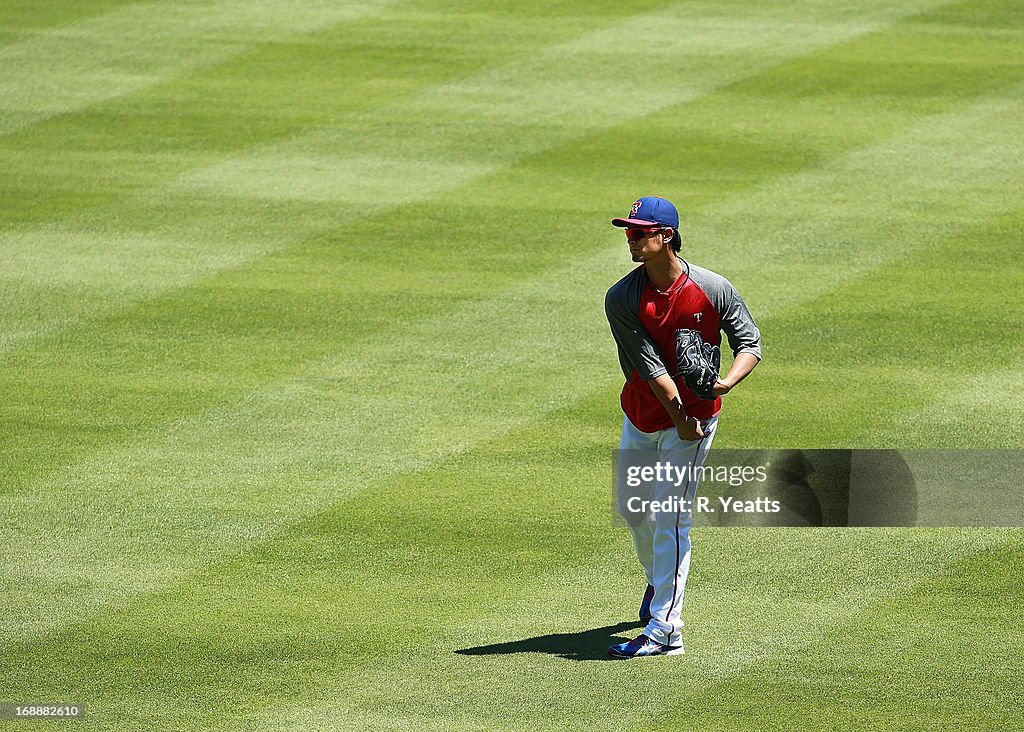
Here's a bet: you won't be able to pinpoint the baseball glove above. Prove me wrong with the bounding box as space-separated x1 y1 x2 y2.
673 328 721 400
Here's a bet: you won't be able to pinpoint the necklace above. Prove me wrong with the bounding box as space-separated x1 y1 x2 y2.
654 273 685 294
651 258 691 294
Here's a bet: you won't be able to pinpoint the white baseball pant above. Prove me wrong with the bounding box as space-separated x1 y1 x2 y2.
618 414 718 647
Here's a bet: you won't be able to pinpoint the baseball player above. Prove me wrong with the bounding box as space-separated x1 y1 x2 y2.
605 196 762 658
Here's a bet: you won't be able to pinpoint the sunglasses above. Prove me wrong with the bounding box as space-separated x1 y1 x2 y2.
624 226 662 240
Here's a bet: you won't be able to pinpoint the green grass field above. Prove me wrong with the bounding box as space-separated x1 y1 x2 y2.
2 0 1023 729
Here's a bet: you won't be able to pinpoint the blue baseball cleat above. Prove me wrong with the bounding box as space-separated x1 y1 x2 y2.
639 583 655 621
608 633 685 659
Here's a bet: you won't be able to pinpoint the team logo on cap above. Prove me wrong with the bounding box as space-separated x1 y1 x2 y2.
630 200 642 217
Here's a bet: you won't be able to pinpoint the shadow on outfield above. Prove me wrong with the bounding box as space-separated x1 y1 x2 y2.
455 620 644 662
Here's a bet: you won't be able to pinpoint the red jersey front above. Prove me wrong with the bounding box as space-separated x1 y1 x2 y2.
621 272 723 431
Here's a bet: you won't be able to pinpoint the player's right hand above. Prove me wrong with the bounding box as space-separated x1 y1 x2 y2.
677 416 705 441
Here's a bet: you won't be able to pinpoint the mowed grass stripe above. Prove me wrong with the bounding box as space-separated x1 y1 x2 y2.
12 296 1011 728
688 91 1024 318
0 0 1011 642
1 0 969 480
0 0 701 347
1 0 952 350
3 0 970 359
890 365 1024 447
438 78 1024 452
651 532 1024 731
0 0 401 136
177 0 955 202
1 375 1014 729
698 89 1024 448
0 0 139 39
0 3 597 342
1 0 931 480
290 534 1020 732
3 76 1020 654
225 519 1012 728
0 4 634 231
6 429 1017 730
2 2 1015 728
750 206 1024 449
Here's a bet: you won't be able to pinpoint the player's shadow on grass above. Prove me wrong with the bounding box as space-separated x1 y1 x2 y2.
455 620 643 662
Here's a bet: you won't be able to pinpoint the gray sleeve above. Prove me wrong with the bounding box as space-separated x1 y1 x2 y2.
720 286 762 360
605 271 668 381
688 265 763 360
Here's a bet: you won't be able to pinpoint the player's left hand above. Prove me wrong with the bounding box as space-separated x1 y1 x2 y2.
711 380 732 398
